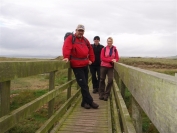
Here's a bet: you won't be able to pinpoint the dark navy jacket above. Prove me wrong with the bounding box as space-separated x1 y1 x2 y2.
90 44 104 66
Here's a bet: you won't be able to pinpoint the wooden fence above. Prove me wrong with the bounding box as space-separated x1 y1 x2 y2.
114 63 177 133
1 60 176 133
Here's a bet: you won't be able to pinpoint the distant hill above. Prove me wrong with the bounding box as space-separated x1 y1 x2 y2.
166 55 177 59
55 56 63 60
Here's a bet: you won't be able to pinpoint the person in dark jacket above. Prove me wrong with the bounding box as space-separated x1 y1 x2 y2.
62 24 99 109
89 36 104 93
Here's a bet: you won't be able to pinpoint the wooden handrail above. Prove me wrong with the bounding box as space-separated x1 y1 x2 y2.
0 61 75 133
114 62 177 133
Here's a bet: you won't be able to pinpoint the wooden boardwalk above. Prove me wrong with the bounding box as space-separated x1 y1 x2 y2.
56 89 112 133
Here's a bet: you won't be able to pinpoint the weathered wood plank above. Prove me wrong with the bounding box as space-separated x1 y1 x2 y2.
111 89 121 133
50 95 82 133
108 95 112 133
36 89 81 133
0 61 69 82
0 81 10 117
48 71 56 132
113 81 136 133
67 68 72 100
57 88 110 133
0 79 76 133
48 71 56 118
114 63 177 133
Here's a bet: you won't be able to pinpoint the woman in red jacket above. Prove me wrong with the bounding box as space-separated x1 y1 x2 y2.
99 37 119 101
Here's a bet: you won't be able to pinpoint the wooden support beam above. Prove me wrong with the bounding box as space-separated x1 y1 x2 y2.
120 80 125 100
131 96 142 133
67 68 72 99
0 81 10 117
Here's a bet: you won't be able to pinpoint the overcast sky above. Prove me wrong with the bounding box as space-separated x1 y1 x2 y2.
0 0 176 58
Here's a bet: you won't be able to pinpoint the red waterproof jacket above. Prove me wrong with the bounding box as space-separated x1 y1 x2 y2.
62 34 95 68
100 45 119 68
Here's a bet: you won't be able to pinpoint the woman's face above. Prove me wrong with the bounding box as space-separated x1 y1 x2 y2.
107 39 113 46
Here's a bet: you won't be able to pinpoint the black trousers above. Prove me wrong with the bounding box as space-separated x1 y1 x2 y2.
89 66 100 89
72 66 93 105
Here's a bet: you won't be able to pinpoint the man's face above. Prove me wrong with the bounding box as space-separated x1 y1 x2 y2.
94 38 100 45
75 29 84 38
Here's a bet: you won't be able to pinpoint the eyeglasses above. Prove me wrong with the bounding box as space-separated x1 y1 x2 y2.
94 38 100 40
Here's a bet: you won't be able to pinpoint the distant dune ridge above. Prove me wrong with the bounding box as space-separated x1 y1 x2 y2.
166 55 177 59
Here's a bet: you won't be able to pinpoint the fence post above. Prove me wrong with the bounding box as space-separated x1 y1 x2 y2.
131 96 142 133
48 71 55 118
114 70 120 88
120 79 126 100
0 81 10 118
48 71 56 132
175 73 177 77
67 68 72 99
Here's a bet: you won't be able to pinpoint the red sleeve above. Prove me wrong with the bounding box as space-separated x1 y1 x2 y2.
100 48 112 63
87 40 95 62
62 35 73 59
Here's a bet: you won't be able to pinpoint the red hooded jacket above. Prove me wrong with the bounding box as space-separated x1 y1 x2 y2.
100 45 119 68
62 34 95 68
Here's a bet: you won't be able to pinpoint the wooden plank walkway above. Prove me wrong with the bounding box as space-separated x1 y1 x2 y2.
56 88 112 133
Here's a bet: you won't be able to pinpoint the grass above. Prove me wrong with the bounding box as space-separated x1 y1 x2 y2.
9 91 69 133
0 57 50 61
119 57 177 76
9 89 49 133
8 67 70 133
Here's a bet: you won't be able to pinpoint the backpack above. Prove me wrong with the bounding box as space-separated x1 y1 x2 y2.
64 32 89 48
104 47 117 56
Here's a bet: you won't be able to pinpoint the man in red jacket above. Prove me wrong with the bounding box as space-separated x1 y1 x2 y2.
62 24 99 109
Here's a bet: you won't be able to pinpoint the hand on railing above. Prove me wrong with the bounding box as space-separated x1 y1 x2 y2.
63 58 69 62
112 59 116 63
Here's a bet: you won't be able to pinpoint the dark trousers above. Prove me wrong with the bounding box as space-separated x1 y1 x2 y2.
89 66 100 89
72 66 93 105
99 66 113 98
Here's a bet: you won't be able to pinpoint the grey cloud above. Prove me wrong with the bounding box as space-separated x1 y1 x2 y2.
0 0 176 57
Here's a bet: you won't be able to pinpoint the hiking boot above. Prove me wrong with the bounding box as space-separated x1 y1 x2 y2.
92 88 98 93
90 102 99 109
81 102 84 107
81 103 91 109
104 97 108 101
99 95 104 100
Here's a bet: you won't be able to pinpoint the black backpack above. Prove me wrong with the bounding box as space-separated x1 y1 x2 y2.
64 32 89 48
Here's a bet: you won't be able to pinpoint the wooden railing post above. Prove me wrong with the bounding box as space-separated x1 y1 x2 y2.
48 71 55 118
175 73 177 77
48 71 56 132
67 68 72 99
114 70 120 88
120 79 126 100
131 96 142 133
0 81 10 118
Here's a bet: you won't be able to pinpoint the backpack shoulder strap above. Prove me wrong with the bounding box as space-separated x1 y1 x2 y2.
114 47 117 54
83 37 90 48
71 33 75 44
104 47 116 56
104 47 106 56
